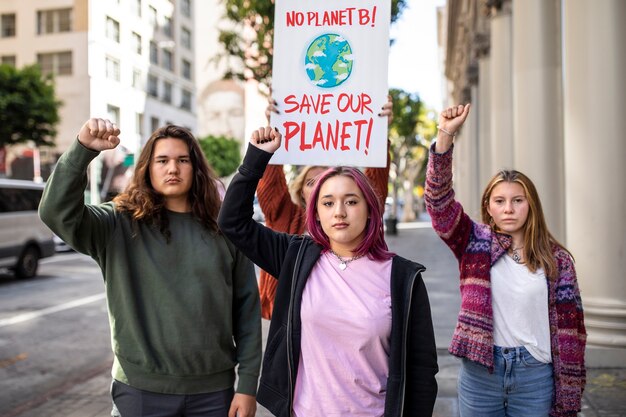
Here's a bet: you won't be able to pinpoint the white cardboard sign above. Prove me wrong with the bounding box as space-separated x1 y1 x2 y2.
270 1 391 167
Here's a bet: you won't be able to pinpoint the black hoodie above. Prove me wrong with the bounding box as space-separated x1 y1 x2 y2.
219 145 438 416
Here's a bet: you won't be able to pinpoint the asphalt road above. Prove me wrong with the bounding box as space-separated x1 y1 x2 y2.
0 223 462 417
0 252 111 416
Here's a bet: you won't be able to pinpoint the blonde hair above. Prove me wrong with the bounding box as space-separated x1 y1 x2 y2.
480 170 572 278
288 165 323 208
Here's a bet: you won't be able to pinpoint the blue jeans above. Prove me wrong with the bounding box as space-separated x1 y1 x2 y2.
110 380 234 417
458 346 554 417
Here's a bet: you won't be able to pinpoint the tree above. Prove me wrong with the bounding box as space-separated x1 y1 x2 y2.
216 0 408 88
198 135 241 178
0 64 61 148
387 88 437 223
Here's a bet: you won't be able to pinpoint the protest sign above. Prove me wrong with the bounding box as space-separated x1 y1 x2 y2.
270 0 391 167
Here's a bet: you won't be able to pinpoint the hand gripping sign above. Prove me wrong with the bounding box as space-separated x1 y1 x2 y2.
270 0 391 167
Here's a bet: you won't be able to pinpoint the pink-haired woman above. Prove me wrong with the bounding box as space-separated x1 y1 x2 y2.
219 127 438 417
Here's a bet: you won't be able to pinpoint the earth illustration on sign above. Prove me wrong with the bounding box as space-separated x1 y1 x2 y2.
304 33 354 88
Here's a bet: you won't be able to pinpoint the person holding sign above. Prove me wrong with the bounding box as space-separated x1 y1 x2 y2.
218 126 438 417
255 96 393 319
424 104 586 417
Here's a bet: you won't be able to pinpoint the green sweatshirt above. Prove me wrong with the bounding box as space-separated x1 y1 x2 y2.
39 139 261 395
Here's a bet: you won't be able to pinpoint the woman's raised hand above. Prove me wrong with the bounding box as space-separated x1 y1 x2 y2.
250 126 282 154
435 104 470 153
380 94 393 124
439 104 470 134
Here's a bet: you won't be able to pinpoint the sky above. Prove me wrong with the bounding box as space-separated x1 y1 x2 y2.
388 0 446 111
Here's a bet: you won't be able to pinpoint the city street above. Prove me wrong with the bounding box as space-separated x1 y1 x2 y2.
1 224 624 416
0 223 462 417
0 252 111 416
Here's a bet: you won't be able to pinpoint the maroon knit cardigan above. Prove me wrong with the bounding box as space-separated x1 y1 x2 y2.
424 145 586 417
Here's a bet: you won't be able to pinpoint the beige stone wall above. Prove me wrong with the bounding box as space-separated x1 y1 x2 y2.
440 0 626 365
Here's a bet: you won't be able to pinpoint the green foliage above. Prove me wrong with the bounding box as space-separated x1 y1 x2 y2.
389 88 422 144
216 0 407 88
198 135 241 177
0 64 61 148
386 88 427 220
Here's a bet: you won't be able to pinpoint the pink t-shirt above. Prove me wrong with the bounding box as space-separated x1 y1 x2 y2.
293 251 393 417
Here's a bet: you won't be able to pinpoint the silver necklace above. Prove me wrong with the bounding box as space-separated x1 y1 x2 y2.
329 249 363 271
510 246 524 263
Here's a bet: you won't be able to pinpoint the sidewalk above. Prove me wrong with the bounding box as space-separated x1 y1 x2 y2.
7 223 626 417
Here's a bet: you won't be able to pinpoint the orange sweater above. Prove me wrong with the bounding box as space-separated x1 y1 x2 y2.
256 155 390 319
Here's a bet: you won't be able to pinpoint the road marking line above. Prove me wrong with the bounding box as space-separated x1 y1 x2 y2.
398 221 432 230
41 253 93 264
0 293 106 328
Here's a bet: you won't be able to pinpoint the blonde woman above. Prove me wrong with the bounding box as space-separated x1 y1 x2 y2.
424 104 586 417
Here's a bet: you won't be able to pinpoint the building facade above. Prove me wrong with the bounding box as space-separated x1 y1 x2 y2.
194 0 267 163
0 0 196 198
439 0 626 366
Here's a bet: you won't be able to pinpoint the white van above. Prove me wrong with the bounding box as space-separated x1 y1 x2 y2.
0 179 55 278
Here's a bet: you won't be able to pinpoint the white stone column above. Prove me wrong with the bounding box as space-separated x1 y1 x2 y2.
489 1 514 170
563 0 626 366
477 55 492 189
453 88 480 220
512 0 565 241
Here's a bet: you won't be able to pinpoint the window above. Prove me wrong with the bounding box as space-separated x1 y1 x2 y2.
149 41 158 64
37 51 73 76
181 0 192 17
162 81 172 103
107 105 120 124
106 17 120 42
162 50 173 71
148 6 157 27
150 116 159 133
1 55 16 66
136 113 144 135
182 59 191 80
0 187 43 213
132 69 142 89
163 16 172 38
181 89 192 111
132 32 142 55
132 0 142 17
181 27 191 49
147 74 158 97
37 9 72 34
1 14 16 37
106 56 120 81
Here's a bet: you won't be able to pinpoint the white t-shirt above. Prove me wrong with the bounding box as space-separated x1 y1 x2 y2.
491 254 552 363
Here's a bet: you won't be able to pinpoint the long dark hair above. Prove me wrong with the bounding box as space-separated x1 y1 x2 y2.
113 125 222 240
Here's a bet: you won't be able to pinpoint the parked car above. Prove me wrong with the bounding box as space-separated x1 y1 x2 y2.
53 234 74 252
0 179 55 278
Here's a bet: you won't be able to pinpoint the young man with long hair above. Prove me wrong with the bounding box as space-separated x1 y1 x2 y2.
40 119 261 417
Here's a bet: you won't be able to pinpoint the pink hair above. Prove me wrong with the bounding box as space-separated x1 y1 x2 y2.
305 167 394 261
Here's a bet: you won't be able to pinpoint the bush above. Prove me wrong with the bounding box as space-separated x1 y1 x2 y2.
198 135 241 177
